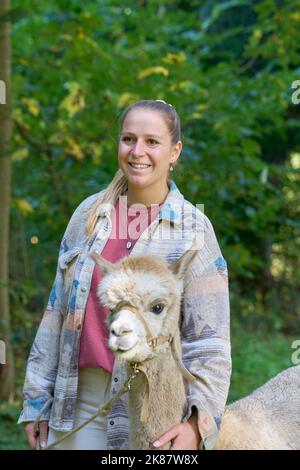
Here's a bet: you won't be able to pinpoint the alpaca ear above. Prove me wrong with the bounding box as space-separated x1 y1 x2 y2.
168 248 198 280
89 251 115 274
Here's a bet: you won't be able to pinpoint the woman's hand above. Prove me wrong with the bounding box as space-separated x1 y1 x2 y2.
24 421 49 450
152 407 201 450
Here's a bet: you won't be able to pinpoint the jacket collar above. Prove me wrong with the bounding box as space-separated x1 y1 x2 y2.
98 180 184 226
156 180 184 225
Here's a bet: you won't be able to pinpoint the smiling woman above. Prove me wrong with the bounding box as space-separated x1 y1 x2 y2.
19 99 231 451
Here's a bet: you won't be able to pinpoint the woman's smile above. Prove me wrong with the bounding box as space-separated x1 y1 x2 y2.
128 162 152 171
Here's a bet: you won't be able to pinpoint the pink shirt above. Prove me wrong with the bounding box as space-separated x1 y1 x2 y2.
79 196 162 373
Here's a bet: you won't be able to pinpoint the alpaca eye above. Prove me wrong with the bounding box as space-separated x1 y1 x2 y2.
151 304 164 315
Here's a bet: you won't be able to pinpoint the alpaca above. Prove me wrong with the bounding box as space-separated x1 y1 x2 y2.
91 249 198 450
214 364 300 450
91 250 300 450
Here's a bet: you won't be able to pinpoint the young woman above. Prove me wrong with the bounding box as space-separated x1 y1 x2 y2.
19 99 231 450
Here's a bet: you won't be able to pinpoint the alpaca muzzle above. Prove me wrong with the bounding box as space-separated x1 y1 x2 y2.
113 301 173 351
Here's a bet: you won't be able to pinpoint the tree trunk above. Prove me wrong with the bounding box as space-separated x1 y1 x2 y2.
0 0 15 400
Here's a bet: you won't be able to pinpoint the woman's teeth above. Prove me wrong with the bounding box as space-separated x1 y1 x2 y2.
129 163 151 169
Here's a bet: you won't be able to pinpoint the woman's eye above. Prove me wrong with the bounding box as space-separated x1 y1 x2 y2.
151 304 164 315
122 136 132 143
148 139 158 145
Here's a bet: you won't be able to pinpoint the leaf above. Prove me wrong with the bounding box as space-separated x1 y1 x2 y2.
12 148 29 162
169 81 194 92
290 153 300 169
260 167 268 184
60 82 85 117
12 198 34 214
117 92 140 108
65 137 84 160
89 143 103 165
21 98 40 116
138 66 169 79
162 52 186 65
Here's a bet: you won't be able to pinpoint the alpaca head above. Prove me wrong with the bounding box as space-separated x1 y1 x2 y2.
90 249 197 363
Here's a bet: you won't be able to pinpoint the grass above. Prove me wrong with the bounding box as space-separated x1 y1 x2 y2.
0 401 28 450
0 327 298 450
228 325 298 403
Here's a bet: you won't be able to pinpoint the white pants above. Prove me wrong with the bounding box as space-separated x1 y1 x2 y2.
47 368 112 450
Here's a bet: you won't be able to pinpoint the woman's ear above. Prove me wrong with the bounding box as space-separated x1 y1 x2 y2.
171 140 182 165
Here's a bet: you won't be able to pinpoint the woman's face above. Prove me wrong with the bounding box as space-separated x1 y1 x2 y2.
118 108 181 192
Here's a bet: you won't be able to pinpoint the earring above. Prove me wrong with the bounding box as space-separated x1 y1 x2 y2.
170 164 174 172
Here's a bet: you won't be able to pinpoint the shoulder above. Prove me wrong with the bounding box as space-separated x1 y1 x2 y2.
61 190 106 248
68 189 106 224
181 197 215 236
181 198 227 279
169 182 212 234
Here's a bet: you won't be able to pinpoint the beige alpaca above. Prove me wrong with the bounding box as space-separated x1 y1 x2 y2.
91 250 300 450
91 250 198 450
214 364 300 450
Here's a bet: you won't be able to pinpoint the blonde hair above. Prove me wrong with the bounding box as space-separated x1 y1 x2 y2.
85 169 127 239
85 99 182 239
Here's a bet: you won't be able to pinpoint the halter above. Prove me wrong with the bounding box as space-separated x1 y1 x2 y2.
113 301 196 423
113 301 173 351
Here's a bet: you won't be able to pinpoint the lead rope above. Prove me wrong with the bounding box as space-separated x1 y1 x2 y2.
38 364 141 450
35 323 196 449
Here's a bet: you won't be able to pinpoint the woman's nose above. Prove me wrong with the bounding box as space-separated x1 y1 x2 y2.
132 140 145 157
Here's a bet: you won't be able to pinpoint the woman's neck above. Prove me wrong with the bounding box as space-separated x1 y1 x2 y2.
126 183 170 207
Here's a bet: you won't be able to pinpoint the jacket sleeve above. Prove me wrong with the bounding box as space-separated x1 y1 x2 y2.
180 215 231 450
18 192 100 424
17 248 65 423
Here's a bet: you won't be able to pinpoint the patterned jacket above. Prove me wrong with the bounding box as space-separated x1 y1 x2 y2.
18 181 231 450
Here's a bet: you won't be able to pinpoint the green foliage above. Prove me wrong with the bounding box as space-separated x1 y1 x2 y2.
0 402 28 450
229 324 298 403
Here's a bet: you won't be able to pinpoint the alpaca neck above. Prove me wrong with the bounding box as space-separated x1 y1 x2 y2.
126 344 186 449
